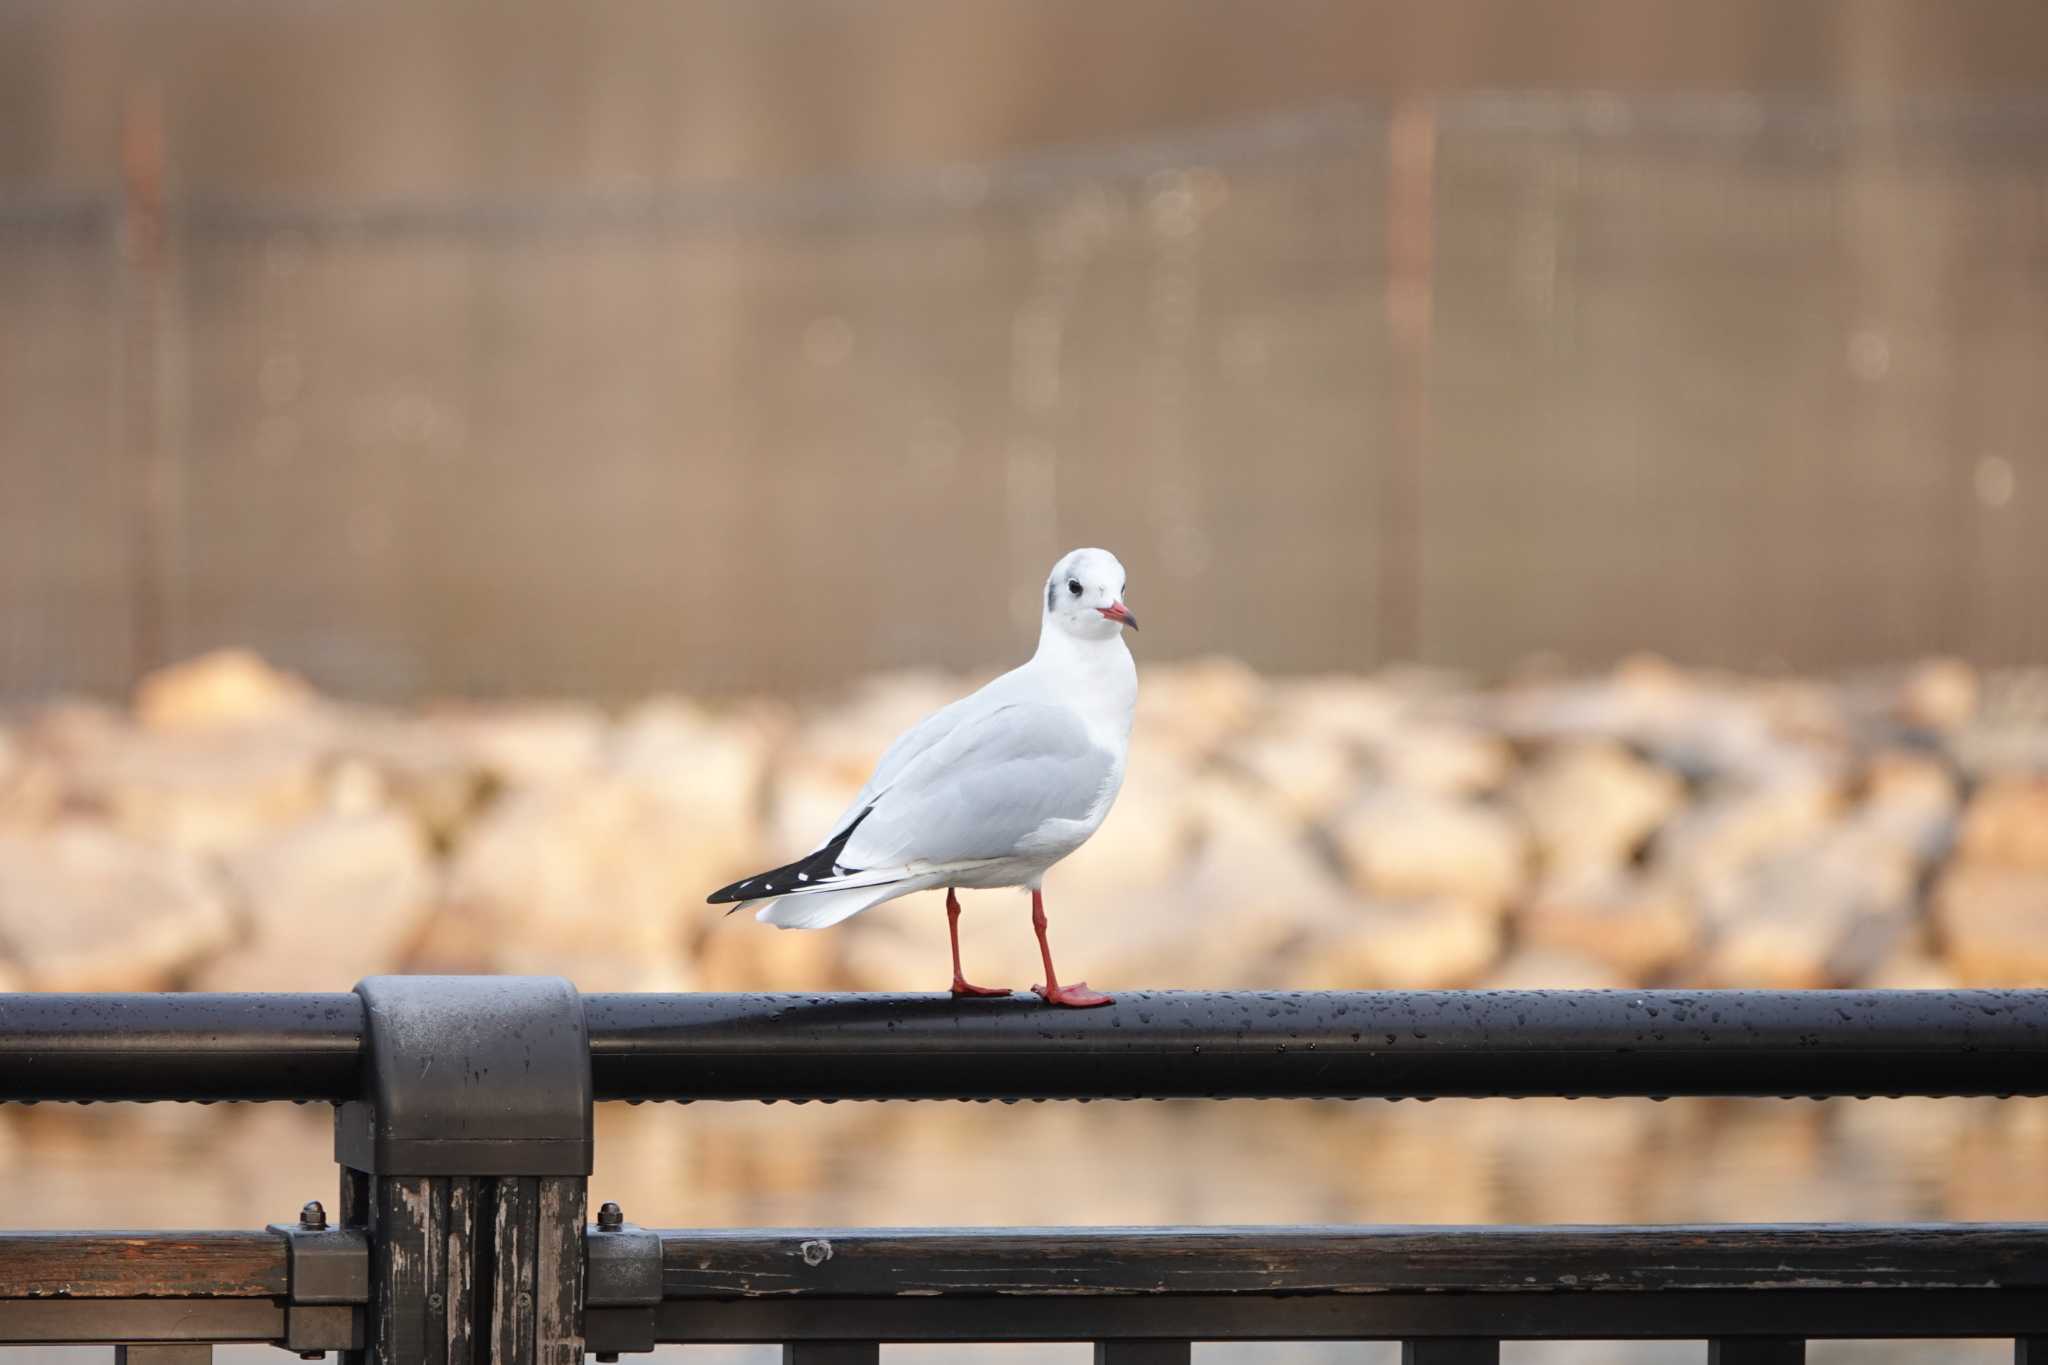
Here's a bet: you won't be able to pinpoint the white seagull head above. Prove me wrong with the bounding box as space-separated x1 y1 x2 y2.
1043 547 1137 642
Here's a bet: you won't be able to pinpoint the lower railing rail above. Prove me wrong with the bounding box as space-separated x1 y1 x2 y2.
4 982 2048 1362
5 1223 2048 1361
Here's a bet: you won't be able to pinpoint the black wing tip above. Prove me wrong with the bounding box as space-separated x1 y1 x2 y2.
705 876 761 905
704 806 876 908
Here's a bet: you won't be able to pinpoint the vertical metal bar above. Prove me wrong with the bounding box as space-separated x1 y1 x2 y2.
1402 1343 1499 1365
1709 1342 1805 1365
1096 1344 1194 1365
782 1346 881 1365
339 979 592 1365
2021 1340 2048 1364
115 1350 213 1365
339 1167 372 1365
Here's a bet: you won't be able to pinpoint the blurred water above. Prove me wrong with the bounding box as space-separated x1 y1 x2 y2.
3 1095 2044 1362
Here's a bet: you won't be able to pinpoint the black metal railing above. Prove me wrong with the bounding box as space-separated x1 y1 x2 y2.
3 981 2047 1364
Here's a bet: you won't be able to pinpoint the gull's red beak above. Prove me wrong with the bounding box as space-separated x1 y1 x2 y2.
1098 601 1139 631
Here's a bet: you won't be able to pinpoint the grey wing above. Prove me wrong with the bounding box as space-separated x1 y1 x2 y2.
838 702 1116 870
817 668 1033 842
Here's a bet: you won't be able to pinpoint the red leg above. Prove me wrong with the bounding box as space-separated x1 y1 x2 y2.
947 889 1011 998
1029 888 1113 1008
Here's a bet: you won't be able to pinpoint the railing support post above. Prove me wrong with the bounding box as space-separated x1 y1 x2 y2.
335 977 592 1365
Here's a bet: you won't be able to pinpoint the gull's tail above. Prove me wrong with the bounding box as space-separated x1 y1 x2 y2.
753 880 914 930
707 804 932 929
706 807 875 907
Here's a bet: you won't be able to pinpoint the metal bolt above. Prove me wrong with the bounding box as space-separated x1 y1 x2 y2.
596 1355 620 1363
597 1200 624 1231
299 1200 327 1231
299 1353 325 1361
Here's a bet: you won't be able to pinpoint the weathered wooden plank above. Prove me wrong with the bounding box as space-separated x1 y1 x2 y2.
660 1224 2048 1298
490 1176 538 1365
0 1233 286 1299
533 1176 585 1365
368 1175 439 1365
443 1177 477 1365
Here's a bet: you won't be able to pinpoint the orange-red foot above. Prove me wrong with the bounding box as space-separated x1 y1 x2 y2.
950 980 1014 999
1032 981 1114 1008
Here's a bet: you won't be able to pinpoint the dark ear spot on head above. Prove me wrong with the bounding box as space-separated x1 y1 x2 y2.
1046 580 1056 613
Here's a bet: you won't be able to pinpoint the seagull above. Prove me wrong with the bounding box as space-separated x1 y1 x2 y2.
708 548 1139 1008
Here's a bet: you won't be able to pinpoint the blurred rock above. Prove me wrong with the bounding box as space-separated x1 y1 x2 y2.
1688 903 1861 990
1520 869 1698 980
1933 864 2048 986
1955 777 2048 872
608 698 774 856
1754 678 1856 750
1056 737 1198 894
1136 656 1264 759
440 777 707 990
1331 788 1526 909
1229 726 1358 821
433 703 607 786
325 716 489 850
1294 897 1501 989
1898 657 1979 731
690 904 849 991
1173 790 1363 978
0 824 234 989
791 672 977 790
1654 770 1841 901
1864 946 1961 990
6 656 2047 995
1865 749 1957 811
1685 832 1919 989
1371 723 1513 796
765 763 866 864
1852 749 1960 866
1951 669 2048 776
1267 676 1403 749
134 650 318 732
1512 742 1684 873
195 811 437 991
64 727 331 856
1480 947 1630 990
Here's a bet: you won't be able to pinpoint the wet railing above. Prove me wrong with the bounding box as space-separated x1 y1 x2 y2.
3 982 2048 1363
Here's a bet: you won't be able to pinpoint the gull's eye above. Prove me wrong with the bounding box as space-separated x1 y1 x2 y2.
1067 579 1083 596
